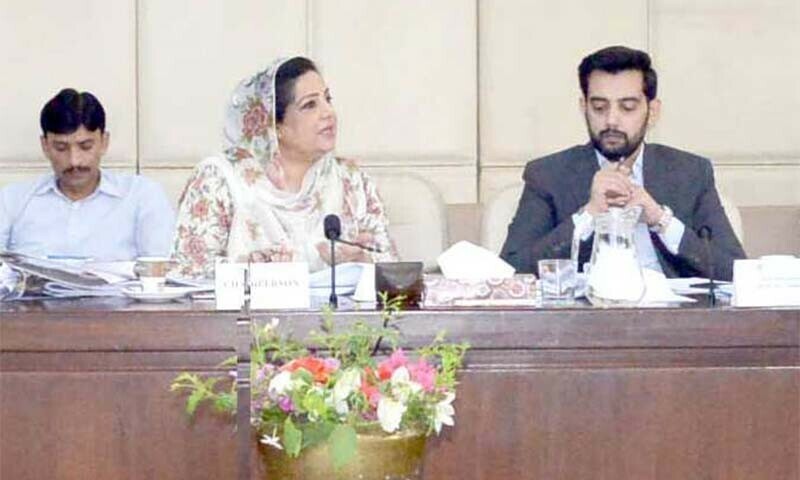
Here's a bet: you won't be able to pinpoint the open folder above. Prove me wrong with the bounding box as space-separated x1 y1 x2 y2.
0 252 137 298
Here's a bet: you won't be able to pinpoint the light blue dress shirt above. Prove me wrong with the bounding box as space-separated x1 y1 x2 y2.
571 145 686 273
0 170 176 261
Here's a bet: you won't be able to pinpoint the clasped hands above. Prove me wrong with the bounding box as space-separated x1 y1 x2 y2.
584 162 663 226
245 232 375 265
316 232 375 265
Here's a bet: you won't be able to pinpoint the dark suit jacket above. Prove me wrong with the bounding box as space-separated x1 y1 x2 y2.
499 143 746 280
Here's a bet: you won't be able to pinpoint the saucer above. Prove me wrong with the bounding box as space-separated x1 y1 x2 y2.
122 286 196 303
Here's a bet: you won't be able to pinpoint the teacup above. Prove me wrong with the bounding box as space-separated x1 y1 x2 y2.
134 257 176 292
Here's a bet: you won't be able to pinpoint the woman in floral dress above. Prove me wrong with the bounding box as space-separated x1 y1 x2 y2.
173 57 398 278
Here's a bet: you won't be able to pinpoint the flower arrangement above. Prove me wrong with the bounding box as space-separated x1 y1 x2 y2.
171 298 468 470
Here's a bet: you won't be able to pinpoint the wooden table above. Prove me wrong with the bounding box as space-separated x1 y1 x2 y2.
1 299 798 479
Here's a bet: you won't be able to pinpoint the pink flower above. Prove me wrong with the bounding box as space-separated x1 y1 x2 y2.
278 396 294 413
242 101 269 140
185 236 207 265
191 198 209 219
377 349 408 381
360 383 382 408
408 358 437 392
323 358 341 371
243 166 263 186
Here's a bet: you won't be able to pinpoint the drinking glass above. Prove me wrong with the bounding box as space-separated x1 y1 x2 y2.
538 259 576 305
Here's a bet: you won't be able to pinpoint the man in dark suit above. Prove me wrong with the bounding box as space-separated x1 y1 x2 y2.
500 46 746 280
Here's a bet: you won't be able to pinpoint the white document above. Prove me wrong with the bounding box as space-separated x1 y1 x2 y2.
638 269 696 306
308 262 365 297
352 263 376 303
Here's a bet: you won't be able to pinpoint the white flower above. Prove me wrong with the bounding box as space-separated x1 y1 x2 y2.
390 366 410 385
267 371 293 397
260 427 283 450
332 368 361 415
433 393 456 434
377 397 407 433
390 366 422 402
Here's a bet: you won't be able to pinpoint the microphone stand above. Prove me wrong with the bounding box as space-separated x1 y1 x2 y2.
236 265 252 480
699 227 716 307
707 260 717 307
329 237 338 309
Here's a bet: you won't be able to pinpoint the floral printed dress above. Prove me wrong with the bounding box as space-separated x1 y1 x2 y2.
172 154 398 279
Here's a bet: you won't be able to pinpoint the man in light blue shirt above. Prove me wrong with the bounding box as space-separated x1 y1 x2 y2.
0 88 175 261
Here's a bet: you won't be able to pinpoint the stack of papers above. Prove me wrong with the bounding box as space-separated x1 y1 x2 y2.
637 269 696 306
666 277 733 296
0 252 142 299
309 262 368 297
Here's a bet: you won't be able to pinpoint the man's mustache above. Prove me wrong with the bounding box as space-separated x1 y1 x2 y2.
63 166 91 174
600 130 628 140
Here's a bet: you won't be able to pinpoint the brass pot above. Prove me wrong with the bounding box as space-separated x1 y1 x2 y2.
260 429 427 480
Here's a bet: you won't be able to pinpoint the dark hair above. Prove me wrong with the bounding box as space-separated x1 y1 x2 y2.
40 88 106 136
578 46 658 101
274 57 319 123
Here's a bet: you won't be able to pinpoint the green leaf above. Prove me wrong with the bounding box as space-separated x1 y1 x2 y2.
186 388 205 416
283 417 302 458
302 391 329 418
213 392 235 413
294 369 313 385
302 421 336 449
328 424 357 470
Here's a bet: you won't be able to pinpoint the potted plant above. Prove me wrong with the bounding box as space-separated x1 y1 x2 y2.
171 298 468 479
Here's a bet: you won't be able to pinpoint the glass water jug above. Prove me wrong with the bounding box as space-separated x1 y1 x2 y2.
586 206 646 306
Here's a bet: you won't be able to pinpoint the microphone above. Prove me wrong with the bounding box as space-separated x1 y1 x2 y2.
324 214 341 241
323 215 340 308
323 214 387 309
698 226 716 306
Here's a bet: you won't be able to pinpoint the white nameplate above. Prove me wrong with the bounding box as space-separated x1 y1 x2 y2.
215 261 310 310
250 263 310 309
733 257 800 307
215 260 247 310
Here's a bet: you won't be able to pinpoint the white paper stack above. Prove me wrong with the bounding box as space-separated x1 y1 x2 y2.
309 262 366 297
637 269 696 306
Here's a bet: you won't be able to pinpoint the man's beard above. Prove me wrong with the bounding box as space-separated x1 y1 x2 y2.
587 113 648 162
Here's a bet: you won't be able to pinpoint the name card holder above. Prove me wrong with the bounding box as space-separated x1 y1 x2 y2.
215 261 310 310
732 257 800 307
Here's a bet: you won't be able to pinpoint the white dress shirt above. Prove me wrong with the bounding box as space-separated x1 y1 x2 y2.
571 145 685 273
0 170 175 261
